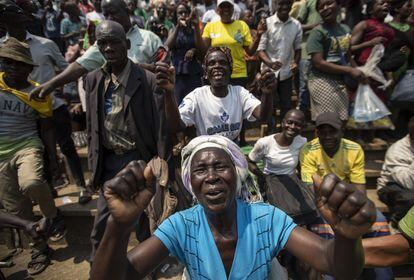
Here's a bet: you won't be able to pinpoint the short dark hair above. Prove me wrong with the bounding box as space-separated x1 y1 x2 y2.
315 0 338 10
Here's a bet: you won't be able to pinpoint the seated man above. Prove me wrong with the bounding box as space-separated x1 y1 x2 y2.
0 38 64 275
377 116 414 225
299 111 393 279
156 46 276 143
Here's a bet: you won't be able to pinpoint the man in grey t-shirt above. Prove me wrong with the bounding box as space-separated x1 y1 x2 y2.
0 37 62 276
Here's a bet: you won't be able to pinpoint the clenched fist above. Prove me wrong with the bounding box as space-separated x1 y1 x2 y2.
103 161 155 227
314 173 376 239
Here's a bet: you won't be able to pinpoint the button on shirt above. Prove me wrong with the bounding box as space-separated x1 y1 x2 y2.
258 14 302 81
101 60 136 152
77 25 162 71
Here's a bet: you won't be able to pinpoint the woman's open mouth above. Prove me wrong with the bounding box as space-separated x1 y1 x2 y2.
205 189 226 201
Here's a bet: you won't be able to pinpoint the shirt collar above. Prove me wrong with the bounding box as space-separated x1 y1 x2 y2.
5 31 33 42
102 59 132 88
272 14 293 24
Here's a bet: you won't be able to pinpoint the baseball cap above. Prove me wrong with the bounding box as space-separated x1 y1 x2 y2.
315 112 342 130
217 0 234 7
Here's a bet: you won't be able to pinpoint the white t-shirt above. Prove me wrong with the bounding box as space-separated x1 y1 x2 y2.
249 134 307 175
179 85 261 140
201 5 241 24
86 11 104 25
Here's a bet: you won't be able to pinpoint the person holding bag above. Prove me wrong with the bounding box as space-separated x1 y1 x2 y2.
307 0 366 122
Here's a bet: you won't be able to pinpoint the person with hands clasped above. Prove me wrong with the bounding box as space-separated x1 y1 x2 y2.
90 135 376 280
258 0 303 133
164 3 203 104
307 0 367 122
156 47 276 143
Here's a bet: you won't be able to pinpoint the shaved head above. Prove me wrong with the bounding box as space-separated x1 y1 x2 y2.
284 109 305 123
101 0 132 32
96 20 126 42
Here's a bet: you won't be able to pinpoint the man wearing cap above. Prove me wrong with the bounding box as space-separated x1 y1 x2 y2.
202 0 265 87
299 111 394 279
84 20 164 262
29 0 162 100
0 37 58 275
300 111 366 192
1 0 92 205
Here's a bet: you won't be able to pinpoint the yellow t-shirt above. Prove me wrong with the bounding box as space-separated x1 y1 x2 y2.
202 20 252 78
299 138 366 185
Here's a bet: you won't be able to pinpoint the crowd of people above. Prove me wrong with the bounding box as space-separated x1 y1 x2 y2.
0 0 414 278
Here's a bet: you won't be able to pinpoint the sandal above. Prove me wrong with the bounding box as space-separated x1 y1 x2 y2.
27 248 50 275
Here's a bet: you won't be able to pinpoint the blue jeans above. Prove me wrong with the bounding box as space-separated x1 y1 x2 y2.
299 59 310 111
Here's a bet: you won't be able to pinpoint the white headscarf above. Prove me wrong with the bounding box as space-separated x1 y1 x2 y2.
181 135 262 203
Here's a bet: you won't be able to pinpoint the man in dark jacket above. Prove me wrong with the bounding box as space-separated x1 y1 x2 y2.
84 20 164 261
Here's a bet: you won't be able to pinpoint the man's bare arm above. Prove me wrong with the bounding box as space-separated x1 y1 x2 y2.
30 62 88 99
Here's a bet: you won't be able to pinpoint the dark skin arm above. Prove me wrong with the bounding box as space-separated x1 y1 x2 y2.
286 174 375 279
363 233 412 267
90 161 170 280
311 52 367 82
257 50 283 70
243 19 267 56
301 22 320 32
30 62 88 99
350 21 387 53
0 212 39 237
155 63 276 132
91 163 375 280
251 68 276 122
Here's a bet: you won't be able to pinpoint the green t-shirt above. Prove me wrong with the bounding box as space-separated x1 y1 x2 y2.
306 23 351 80
399 206 414 242
297 0 321 59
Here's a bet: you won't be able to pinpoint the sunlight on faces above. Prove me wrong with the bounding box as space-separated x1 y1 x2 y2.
190 148 238 214
281 110 305 139
317 124 343 154
205 51 232 87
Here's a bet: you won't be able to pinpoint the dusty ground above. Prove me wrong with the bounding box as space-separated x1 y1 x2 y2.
1 244 183 280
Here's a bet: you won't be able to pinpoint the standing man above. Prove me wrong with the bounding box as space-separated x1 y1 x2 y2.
84 20 163 261
258 0 302 133
0 38 60 275
1 2 91 204
29 0 162 100
299 111 394 279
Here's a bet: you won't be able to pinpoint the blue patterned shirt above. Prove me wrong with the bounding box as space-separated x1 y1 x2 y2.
154 199 296 280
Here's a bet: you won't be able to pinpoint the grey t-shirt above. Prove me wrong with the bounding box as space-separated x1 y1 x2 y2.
0 84 40 140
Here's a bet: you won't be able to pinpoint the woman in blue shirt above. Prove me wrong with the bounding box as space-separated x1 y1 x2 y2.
91 135 376 280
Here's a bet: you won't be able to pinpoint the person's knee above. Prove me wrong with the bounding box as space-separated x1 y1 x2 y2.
20 178 48 196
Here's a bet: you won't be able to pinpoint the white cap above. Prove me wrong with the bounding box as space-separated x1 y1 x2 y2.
217 0 234 7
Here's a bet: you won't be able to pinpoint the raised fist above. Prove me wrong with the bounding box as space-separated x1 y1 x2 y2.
314 174 376 239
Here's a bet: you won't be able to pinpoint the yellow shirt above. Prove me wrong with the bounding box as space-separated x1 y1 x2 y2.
202 20 252 78
299 138 366 185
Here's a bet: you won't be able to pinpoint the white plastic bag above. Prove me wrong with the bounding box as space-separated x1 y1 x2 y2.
352 84 391 122
358 44 392 89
